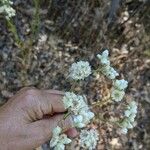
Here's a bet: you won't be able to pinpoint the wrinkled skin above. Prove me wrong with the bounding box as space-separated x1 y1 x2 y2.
0 87 77 150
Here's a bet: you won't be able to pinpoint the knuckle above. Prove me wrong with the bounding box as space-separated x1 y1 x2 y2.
25 88 37 95
25 89 37 98
23 89 38 103
24 93 33 103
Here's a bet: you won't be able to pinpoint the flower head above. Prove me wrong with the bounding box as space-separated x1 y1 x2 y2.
101 65 119 80
62 92 78 109
125 101 137 119
97 50 110 65
79 129 99 150
50 126 71 150
73 110 94 128
113 79 128 90
62 92 88 114
63 92 94 128
52 126 62 136
120 128 128 134
0 0 16 20
111 88 125 102
69 61 91 80
120 101 137 134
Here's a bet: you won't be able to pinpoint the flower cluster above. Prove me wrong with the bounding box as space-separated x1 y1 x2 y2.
97 50 110 65
0 0 16 20
69 61 91 80
79 129 99 150
120 101 138 134
97 50 128 102
49 49 137 149
113 79 128 91
62 92 94 128
97 50 119 79
50 126 72 150
111 79 128 102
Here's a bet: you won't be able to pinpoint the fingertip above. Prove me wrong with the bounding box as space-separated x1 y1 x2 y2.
65 128 78 138
42 90 66 114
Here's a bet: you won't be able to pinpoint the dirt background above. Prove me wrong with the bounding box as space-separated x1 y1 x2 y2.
0 0 150 150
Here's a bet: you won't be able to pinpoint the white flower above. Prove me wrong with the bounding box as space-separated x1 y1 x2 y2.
128 101 138 113
128 102 137 114
50 126 72 149
52 126 62 136
124 110 131 117
0 0 16 20
54 143 65 150
97 50 120 80
130 101 137 107
109 67 119 79
79 129 99 150
50 137 59 147
111 88 125 102
101 65 119 79
71 95 88 114
129 114 136 122
73 110 95 128
130 106 137 114
63 92 88 115
59 134 72 144
121 119 129 128
63 92 94 128
62 92 77 109
73 115 85 128
80 110 94 125
121 119 133 129
120 101 138 134
113 79 128 90
128 122 133 129
97 50 110 65
69 61 91 80
120 128 128 134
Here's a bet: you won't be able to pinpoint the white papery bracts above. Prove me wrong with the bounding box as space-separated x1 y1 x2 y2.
50 126 72 150
120 101 137 134
97 50 119 79
62 92 94 128
0 0 16 20
111 79 128 102
69 61 91 80
79 129 99 150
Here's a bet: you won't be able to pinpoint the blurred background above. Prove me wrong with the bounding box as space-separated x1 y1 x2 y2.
0 0 150 149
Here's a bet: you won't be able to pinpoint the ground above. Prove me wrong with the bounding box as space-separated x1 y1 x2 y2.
0 0 150 150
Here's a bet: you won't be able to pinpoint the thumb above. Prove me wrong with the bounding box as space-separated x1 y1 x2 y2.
26 114 74 148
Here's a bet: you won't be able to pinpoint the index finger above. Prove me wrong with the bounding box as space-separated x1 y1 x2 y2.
40 90 66 114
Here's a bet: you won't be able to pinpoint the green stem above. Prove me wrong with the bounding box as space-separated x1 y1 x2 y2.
31 0 40 39
7 20 21 45
63 111 72 120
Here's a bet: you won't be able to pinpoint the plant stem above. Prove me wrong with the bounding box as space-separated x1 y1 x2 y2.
91 97 112 108
31 0 40 40
7 20 21 45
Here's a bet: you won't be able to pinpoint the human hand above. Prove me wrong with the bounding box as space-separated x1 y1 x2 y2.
0 88 77 150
